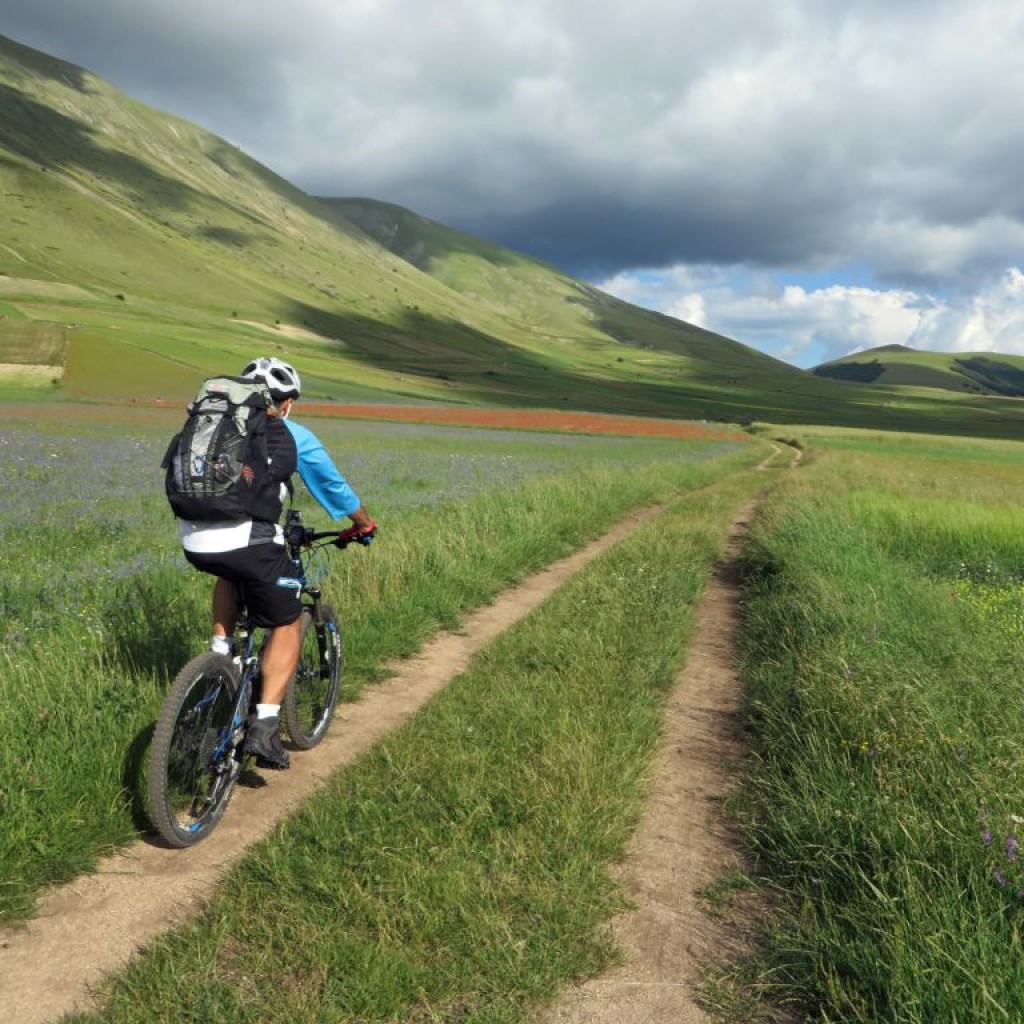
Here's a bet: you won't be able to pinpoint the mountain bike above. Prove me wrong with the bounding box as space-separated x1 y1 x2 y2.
147 510 372 848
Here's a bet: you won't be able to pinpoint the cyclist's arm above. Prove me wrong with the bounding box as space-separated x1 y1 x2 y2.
284 420 362 520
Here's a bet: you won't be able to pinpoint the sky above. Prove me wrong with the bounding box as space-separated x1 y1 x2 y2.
3 0 1023 368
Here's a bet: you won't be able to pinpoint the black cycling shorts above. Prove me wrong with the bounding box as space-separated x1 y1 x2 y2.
185 542 304 628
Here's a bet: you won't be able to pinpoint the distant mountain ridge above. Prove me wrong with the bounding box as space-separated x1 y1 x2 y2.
814 346 1024 397
1 31 1023 437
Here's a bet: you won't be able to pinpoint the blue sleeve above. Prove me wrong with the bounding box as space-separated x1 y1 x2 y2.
284 420 361 520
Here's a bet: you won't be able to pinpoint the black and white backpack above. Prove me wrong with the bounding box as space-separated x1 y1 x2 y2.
162 376 283 522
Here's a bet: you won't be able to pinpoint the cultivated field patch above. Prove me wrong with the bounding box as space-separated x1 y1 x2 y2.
0 318 66 365
281 402 747 440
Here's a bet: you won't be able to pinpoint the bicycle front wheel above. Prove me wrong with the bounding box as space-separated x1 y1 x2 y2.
147 652 241 848
282 605 343 749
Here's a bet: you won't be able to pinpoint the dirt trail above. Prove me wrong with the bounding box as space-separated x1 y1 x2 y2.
538 499 759 1023
2 440 791 1024
0 505 665 1024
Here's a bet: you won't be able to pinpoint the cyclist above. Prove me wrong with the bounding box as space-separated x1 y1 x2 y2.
176 356 377 769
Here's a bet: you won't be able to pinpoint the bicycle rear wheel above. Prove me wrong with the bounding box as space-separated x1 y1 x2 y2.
282 605 343 749
148 652 242 847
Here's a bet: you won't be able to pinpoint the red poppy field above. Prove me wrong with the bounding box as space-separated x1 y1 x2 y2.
302 402 748 441
3 399 746 442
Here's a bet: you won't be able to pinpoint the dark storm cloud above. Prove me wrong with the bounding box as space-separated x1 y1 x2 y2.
454 193 844 280
4 0 1022 287
1 0 293 140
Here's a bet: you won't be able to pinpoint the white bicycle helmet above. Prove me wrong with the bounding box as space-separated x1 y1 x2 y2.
241 356 301 401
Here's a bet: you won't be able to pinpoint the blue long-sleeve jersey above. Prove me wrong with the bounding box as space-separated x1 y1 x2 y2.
284 420 361 520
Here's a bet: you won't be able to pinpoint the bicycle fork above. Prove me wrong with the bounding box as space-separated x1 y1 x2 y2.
201 661 254 813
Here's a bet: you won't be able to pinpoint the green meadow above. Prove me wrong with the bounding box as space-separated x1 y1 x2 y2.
4 407 1024 1023
724 429 1024 1022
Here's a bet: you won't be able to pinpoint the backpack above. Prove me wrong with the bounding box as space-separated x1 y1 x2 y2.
162 376 283 522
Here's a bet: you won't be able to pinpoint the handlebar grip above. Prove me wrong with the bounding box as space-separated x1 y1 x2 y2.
335 523 377 547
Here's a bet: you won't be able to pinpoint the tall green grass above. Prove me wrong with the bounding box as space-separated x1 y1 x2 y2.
0 411 758 922
735 436 1024 1022
67 471 764 1024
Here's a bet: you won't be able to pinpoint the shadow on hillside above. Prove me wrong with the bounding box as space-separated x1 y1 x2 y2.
277 300 737 422
316 198 523 272
199 225 252 247
282 298 771 422
285 299 553 381
0 83 204 214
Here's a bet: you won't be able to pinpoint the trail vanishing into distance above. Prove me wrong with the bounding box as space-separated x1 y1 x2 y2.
1 447 794 1024
540 446 793 1023
540 500 760 1024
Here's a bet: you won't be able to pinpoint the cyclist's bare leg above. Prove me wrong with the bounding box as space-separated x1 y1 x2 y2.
257 617 303 705
212 577 236 639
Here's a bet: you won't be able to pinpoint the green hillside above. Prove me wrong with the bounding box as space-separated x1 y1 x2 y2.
1 32 1023 437
323 197 791 373
814 344 1024 398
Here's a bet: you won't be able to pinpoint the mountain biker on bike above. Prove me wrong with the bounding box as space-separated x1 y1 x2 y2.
176 356 377 770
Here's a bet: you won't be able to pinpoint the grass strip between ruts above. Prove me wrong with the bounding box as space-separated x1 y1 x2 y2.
70 471 763 1024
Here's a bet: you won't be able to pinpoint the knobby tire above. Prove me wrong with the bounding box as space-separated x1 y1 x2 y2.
282 605 343 749
147 652 242 848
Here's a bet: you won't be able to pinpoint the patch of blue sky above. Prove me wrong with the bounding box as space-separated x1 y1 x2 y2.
594 260 937 367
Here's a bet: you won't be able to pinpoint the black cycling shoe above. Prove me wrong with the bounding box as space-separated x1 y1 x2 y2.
242 715 290 770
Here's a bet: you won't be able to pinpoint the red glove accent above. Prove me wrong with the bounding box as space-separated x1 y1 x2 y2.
338 520 378 545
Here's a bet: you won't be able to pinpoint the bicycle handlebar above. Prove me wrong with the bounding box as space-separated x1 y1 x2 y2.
312 528 369 548
284 514 377 556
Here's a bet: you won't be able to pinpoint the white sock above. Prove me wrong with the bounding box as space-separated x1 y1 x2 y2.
256 703 280 721
211 635 233 656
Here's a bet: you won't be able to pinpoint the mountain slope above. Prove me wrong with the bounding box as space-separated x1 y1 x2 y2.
814 345 1024 397
323 197 792 372
1 32 1023 437
0 30 793 419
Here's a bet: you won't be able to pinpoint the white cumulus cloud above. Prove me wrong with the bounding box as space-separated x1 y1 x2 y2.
598 266 1024 367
